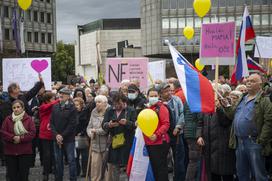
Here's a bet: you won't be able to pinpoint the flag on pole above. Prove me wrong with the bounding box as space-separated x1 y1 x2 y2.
12 7 20 54
235 6 255 81
127 128 155 181
20 13 25 54
0 17 3 53
168 43 215 113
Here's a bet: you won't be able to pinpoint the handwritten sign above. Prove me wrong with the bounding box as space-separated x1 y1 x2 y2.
148 60 166 86
254 36 272 59
105 58 148 89
200 22 236 65
3 58 52 91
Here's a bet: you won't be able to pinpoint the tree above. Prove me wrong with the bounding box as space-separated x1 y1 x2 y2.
52 41 75 83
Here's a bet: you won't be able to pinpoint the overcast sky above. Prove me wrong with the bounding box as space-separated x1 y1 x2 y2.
56 0 140 43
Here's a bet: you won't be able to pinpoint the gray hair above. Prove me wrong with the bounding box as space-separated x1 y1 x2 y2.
230 90 242 97
221 84 232 93
98 85 109 95
94 95 108 103
236 84 247 91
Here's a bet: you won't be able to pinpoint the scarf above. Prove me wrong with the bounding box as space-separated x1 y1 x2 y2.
12 111 28 136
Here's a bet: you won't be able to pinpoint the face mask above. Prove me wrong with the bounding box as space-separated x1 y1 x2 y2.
154 84 160 89
149 97 159 105
128 93 137 100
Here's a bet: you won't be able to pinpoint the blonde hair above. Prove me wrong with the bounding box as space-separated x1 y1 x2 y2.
73 97 85 107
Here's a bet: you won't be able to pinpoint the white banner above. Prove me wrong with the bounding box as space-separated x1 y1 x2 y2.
148 60 166 86
254 36 272 59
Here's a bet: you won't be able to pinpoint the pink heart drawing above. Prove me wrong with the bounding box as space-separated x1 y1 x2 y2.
31 59 48 73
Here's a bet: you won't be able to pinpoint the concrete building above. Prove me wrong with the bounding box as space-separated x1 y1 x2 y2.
0 0 57 56
141 0 272 60
75 18 141 81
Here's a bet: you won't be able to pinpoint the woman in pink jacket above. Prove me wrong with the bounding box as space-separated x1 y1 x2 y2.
1 100 36 181
39 92 59 181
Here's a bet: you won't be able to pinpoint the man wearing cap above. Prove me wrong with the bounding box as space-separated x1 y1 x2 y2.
127 84 147 115
50 88 77 181
157 82 186 181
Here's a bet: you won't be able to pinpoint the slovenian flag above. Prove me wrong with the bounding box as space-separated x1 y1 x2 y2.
236 6 255 81
168 43 215 113
126 128 155 181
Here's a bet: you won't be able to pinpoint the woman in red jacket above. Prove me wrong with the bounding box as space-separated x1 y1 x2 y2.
144 87 170 181
1 100 36 181
39 92 59 181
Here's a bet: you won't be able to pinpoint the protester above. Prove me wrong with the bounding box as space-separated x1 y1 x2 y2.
222 74 272 181
119 84 128 97
73 88 87 102
102 92 137 181
229 90 242 105
157 82 186 181
127 84 147 115
50 88 77 181
1 100 36 181
144 88 170 181
197 98 236 181
87 95 111 181
173 80 186 104
39 92 59 181
235 84 247 94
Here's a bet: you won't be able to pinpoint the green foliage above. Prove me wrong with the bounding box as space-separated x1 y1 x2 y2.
52 41 75 83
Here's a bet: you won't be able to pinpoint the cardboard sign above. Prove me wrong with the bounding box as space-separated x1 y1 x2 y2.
3 58 52 91
200 22 236 65
254 36 272 59
148 60 166 86
105 58 148 89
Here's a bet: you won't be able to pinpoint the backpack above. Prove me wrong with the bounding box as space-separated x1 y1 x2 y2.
155 103 175 138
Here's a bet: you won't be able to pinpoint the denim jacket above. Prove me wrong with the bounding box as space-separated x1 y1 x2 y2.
167 95 185 129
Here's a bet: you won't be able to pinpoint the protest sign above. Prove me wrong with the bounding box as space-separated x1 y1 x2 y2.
200 22 236 65
148 60 166 86
3 58 52 91
105 58 148 89
254 36 272 59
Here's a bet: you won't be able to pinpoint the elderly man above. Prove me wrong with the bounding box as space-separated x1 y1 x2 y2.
222 74 272 181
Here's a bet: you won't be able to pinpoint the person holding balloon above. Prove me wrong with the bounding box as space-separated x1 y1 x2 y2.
143 87 170 181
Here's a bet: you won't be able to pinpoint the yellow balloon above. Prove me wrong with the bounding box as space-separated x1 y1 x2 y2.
193 0 211 18
183 26 195 40
18 0 32 11
137 109 159 137
195 59 205 71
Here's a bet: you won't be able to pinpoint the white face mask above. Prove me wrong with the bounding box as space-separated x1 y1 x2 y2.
149 97 159 105
128 93 137 100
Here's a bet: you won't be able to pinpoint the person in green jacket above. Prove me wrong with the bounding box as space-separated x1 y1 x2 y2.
221 74 272 181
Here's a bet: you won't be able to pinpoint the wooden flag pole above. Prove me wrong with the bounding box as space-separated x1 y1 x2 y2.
215 57 219 102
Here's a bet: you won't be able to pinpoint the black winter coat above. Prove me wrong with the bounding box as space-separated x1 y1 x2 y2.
50 100 77 143
102 106 137 165
127 95 147 115
196 108 236 177
0 81 44 126
75 106 91 136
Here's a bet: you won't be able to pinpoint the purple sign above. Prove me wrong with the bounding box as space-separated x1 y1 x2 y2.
200 22 236 58
106 58 148 89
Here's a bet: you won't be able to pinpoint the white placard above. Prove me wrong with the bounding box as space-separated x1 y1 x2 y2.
3 58 52 91
254 36 272 59
148 60 166 86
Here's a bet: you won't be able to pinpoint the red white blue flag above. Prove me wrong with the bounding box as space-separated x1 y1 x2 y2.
168 43 215 113
236 6 255 81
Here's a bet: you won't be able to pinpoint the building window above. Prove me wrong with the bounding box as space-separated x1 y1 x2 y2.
47 13 51 24
27 32 32 42
262 0 269 4
228 0 235 6
219 0 226 6
219 17 227 22
262 14 269 25
170 0 177 9
253 0 262 5
48 33 52 44
34 32 39 43
245 0 252 5
170 18 178 29
187 17 194 27
178 0 185 8
41 33 45 43
34 11 38 22
211 15 218 23
203 17 210 24
4 29 10 40
228 16 235 22
47 0 51 3
4 6 9 18
212 0 218 7
236 16 242 26
186 0 193 8
195 18 202 27
178 18 186 28
162 0 169 9
26 10 32 21
40 12 45 23
162 18 170 29
253 15 260 25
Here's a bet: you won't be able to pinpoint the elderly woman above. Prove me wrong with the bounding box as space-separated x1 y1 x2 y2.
87 95 110 181
1 100 36 181
229 90 242 105
235 84 247 94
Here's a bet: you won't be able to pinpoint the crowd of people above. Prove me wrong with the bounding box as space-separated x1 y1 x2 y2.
0 73 271 181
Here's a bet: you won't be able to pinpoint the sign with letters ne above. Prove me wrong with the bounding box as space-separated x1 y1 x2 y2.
3 58 51 91
200 22 236 65
105 58 148 89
